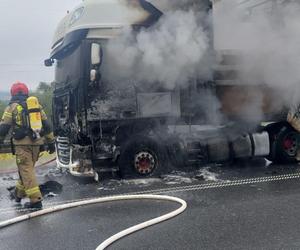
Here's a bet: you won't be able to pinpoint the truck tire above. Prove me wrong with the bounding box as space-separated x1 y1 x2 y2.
271 126 298 164
118 136 168 178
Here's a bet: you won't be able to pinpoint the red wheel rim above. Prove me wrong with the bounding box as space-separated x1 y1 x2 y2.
282 133 297 156
134 152 156 175
283 138 293 150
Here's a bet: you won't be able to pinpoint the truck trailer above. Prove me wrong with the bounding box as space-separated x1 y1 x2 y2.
45 0 299 179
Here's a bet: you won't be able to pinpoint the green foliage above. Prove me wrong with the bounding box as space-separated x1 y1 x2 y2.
32 82 53 122
0 100 6 117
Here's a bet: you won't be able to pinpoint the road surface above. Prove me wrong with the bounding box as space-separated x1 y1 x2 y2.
1 159 300 250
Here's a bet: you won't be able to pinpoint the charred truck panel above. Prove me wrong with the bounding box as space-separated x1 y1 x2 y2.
47 0 181 177
45 0 295 179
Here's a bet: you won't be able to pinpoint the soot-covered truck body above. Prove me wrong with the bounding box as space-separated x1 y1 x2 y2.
45 0 297 179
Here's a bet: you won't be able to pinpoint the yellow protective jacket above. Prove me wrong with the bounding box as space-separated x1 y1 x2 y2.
0 97 55 145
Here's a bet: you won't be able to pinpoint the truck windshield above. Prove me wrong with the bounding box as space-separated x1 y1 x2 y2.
55 45 81 88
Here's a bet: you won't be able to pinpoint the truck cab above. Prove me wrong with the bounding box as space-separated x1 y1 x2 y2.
46 0 180 177
46 0 297 179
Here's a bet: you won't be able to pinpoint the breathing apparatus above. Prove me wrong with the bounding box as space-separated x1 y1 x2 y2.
11 82 43 140
26 96 43 139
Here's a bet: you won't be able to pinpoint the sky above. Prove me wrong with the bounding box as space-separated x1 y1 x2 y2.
0 0 82 92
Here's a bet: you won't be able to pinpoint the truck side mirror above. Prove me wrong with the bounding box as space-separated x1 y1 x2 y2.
91 43 102 66
90 43 102 83
44 58 54 67
90 69 98 82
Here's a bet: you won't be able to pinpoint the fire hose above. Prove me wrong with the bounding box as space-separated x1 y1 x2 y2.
0 195 187 250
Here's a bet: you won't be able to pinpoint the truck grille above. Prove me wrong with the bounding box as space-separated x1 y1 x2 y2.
56 137 71 166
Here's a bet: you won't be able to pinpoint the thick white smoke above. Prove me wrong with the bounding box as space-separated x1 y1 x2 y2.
103 7 213 90
99 3 221 124
148 0 211 12
102 0 300 125
215 0 300 120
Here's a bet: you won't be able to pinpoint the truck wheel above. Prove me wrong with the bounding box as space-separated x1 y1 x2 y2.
118 137 167 178
271 126 298 164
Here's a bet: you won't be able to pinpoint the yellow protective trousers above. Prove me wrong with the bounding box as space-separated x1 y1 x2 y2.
15 145 42 203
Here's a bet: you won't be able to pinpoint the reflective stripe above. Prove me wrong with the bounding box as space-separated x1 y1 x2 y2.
16 181 25 191
25 186 41 196
3 112 12 118
16 158 22 164
16 105 23 126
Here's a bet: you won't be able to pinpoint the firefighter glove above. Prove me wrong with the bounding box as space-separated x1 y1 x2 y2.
47 142 56 154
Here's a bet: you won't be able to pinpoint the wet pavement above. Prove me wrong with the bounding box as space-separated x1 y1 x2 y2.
1 159 300 249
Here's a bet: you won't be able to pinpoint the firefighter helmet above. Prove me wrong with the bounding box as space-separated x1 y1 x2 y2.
10 82 29 96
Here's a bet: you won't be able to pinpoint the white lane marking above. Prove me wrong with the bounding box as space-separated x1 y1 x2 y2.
1 172 300 214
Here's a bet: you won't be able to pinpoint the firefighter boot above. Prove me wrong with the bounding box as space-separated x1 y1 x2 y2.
14 181 26 203
15 196 22 203
7 187 22 203
23 201 43 210
12 189 22 203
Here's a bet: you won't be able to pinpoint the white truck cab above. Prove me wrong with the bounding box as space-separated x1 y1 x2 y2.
46 0 295 179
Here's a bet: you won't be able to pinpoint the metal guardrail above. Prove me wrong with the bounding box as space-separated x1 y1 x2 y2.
0 144 12 154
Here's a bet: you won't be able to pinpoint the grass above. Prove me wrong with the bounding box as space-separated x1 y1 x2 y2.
0 154 16 171
0 154 14 161
0 152 56 172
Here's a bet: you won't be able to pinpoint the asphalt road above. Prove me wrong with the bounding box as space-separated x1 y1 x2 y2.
1 160 300 250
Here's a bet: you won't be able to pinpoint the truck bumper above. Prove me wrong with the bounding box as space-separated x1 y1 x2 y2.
56 157 97 179
56 137 96 179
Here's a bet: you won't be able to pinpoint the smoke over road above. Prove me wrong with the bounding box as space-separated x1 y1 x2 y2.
215 0 300 120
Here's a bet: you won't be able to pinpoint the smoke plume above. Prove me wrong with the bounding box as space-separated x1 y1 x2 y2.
98 1 221 124
102 5 213 90
215 0 300 121
102 0 300 125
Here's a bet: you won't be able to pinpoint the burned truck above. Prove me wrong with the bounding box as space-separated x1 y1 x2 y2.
45 0 298 179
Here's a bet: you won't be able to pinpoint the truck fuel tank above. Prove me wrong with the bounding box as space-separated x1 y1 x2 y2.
206 131 270 163
172 125 270 164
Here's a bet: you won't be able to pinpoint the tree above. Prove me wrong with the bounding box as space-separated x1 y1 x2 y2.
33 82 53 122
0 82 53 122
0 100 6 117
37 82 52 93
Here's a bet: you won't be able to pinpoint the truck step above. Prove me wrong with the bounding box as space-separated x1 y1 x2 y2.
186 144 208 164
98 167 119 173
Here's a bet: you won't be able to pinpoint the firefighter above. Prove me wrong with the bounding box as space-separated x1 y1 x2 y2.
287 104 300 161
0 82 55 210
